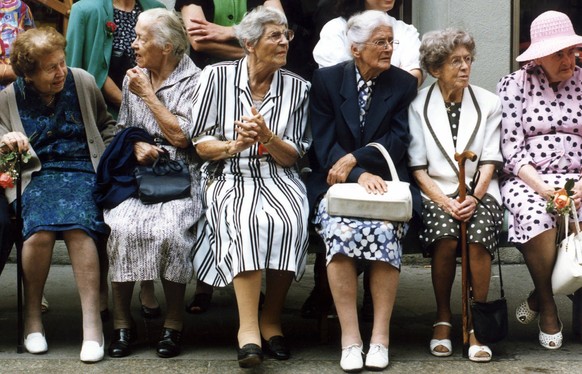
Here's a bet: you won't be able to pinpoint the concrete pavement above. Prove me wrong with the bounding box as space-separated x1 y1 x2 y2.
1 251 582 373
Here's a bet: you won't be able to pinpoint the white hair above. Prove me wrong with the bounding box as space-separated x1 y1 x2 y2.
346 10 393 51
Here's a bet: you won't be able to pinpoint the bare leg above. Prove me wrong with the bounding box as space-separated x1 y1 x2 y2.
369 261 400 347
233 270 262 347
140 280 159 309
521 228 560 334
260 270 293 339
327 254 361 347
467 243 491 354
63 229 102 343
22 231 55 335
111 281 136 329
430 239 457 352
160 279 186 331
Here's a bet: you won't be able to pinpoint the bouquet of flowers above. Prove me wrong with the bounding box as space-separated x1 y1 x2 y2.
0 148 31 189
546 178 575 216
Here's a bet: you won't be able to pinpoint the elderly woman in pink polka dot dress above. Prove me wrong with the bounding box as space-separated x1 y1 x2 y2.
497 10 582 350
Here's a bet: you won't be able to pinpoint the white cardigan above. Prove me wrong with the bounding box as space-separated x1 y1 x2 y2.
407 83 503 203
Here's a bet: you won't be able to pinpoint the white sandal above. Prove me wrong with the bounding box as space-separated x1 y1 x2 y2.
538 319 563 350
515 291 538 324
429 322 452 357
468 344 492 362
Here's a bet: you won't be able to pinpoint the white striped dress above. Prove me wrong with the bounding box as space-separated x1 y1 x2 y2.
191 57 311 287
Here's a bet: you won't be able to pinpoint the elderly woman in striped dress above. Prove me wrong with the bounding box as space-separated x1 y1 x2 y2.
190 6 310 369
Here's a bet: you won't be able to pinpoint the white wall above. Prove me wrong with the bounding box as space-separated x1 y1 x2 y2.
412 0 512 92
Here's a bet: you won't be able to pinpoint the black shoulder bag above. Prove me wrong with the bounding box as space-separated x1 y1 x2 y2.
134 151 191 205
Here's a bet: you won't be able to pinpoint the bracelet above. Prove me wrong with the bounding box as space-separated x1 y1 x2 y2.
261 132 275 146
224 140 233 155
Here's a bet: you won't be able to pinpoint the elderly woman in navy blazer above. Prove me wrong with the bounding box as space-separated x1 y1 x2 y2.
308 10 418 372
407 28 503 362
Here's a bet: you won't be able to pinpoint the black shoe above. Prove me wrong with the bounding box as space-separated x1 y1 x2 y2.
108 328 136 358
140 293 162 319
262 335 290 360
300 288 320 319
237 343 263 368
156 328 182 358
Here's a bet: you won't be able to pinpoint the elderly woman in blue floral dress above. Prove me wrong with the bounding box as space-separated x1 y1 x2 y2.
0 27 116 362
307 11 418 372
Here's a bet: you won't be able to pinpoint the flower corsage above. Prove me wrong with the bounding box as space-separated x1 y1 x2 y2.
546 178 575 216
105 21 117 37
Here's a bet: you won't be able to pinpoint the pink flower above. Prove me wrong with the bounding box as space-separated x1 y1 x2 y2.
0 172 14 189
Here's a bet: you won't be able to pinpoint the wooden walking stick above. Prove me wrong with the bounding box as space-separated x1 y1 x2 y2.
454 150 477 358
15 152 24 353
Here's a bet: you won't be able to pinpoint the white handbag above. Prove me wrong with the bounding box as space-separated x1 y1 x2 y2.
325 142 413 222
552 201 582 295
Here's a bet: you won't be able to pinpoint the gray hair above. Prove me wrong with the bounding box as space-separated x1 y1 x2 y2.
420 28 476 76
346 10 393 52
234 6 288 54
138 8 189 57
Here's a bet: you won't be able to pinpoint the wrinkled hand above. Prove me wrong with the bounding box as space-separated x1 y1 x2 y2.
232 106 273 153
0 131 30 153
133 141 163 165
126 67 154 99
187 18 233 42
357 172 388 194
572 180 582 210
327 153 357 185
443 196 477 222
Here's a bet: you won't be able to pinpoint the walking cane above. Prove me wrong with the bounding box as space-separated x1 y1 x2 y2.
454 150 477 358
15 152 24 353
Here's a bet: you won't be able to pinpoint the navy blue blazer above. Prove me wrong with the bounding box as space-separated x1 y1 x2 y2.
307 60 420 216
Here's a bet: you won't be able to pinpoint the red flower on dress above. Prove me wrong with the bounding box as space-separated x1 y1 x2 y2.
106 21 117 37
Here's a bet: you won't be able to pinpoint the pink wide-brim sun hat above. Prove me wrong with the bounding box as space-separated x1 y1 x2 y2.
516 10 582 62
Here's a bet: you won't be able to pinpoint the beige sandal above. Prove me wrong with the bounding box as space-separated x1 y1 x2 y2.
430 322 452 357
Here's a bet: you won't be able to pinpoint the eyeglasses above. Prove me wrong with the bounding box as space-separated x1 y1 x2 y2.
358 39 399 50
265 29 295 43
449 55 474 69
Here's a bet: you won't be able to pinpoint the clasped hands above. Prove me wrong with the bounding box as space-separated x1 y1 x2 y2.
230 106 273 154
442 196 477 222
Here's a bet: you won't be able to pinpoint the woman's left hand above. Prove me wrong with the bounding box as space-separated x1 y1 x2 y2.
357 172 388 194
133 141 163 165
126 67 155 100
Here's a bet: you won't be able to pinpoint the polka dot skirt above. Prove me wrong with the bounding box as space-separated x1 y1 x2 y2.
420 194 503 256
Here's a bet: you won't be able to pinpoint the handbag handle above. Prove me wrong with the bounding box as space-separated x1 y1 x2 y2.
366 142 401 182
563 200 582 238
152 152 183 176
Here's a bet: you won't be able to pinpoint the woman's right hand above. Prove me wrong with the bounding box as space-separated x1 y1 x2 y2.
0 131 30 153
133 141 164 165
357 172 388 194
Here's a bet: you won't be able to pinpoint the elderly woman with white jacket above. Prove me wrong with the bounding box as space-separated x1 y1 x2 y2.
407 28 503 363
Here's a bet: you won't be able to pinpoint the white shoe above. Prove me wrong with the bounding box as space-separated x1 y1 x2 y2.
365 343 389 370
538 319 563 350
340 343 363 373
24 332 48 354
468 344 492 362
430 321 452 357
80 334 104 363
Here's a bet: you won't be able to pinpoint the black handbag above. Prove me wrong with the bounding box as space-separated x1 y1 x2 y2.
134 151 191 205
470 246 508 344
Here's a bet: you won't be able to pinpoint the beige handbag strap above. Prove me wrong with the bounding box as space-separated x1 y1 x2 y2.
366 142 400 182
564 200 582 238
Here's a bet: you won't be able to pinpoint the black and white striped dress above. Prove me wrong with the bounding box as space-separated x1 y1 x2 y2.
191 58 311 287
